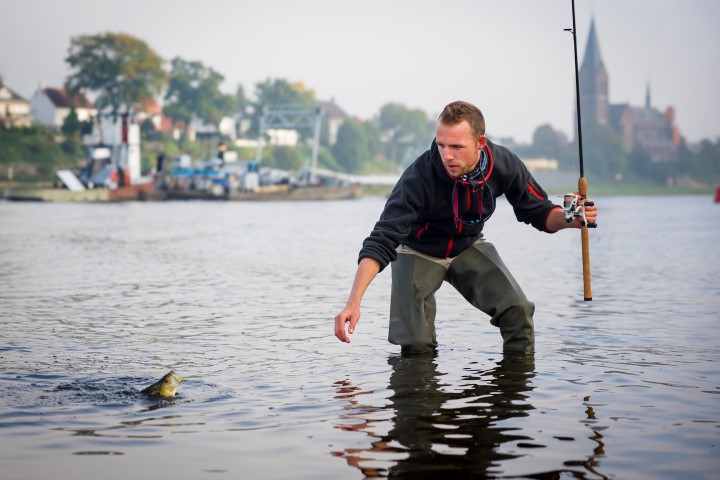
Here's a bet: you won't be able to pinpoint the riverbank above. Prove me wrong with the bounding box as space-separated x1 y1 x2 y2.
558 182 716 196
2 181 717 200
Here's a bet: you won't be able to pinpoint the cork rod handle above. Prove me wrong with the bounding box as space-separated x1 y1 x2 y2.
578 176 592 301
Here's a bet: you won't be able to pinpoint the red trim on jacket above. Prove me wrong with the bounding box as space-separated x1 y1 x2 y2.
444 237 454 258
447 145 493 235
416 223 429 239
528 183 543 200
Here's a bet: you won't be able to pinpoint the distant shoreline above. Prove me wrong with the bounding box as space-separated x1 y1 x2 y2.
1 181 716 200
362 183 717 198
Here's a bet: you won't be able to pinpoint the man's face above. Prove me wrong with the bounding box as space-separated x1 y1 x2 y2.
435 120 487 178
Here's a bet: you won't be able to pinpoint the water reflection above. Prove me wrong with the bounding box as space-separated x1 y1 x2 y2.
333 354 539 477
333 353 615 478
572 396 608 479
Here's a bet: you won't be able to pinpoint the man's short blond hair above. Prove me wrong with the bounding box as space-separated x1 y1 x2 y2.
438 101 486 139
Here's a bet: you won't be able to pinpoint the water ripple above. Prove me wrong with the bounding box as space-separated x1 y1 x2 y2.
1 198 719 479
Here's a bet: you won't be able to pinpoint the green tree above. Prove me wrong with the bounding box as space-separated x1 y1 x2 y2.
65 32 166 111
0 127 80 182
332 121 369 173
582 121 628 181
364 122 383 160
254 78 315 110
61 107 81 138
262 145 304 170
317 146 342 172
378 103 430 162
686 137 720 183
627 144 655 181
59 109 84 157
529 124 575 171
531 124 561 158
235 84 249 115
163 57 236 125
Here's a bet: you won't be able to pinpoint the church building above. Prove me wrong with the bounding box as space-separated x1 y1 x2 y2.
579 18 680 163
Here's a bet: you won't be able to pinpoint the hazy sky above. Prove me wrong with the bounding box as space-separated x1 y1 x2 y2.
1 0 718 143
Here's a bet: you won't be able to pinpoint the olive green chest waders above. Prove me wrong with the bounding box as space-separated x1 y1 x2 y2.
389 240 535 355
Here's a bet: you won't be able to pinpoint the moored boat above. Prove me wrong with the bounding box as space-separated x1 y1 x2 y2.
4 111 162 203
162 166 362 201
161 151 363 202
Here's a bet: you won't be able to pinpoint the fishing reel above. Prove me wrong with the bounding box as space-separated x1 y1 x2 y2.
562 193 597 228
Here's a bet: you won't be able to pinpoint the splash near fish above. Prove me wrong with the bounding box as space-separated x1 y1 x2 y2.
140 371 184 398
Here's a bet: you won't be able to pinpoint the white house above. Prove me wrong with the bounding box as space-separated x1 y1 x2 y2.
318 99 349 146
0 77 32 128
30 87 97 128
218 116 237 140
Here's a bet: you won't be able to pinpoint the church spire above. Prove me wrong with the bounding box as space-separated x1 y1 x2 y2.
581 17 605 73
578 16 610 127
646 81 651 108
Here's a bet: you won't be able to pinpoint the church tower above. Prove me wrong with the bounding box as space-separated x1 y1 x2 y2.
578 18 609 127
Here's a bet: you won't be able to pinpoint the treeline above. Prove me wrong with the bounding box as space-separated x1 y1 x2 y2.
509 122 720 186
0 126 83 181
58 32 437 175
1 31 718 186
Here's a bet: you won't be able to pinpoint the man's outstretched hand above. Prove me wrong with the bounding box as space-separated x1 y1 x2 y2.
334 305 360 343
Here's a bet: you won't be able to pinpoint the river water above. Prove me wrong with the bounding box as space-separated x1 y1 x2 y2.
0 195 718 479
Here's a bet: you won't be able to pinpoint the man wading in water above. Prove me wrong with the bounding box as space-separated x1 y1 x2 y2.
333 101 598 355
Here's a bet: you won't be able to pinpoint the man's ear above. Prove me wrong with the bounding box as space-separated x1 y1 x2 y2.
477 135 487 150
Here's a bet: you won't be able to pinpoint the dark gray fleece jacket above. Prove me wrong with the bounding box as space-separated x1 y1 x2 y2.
359 139 560 271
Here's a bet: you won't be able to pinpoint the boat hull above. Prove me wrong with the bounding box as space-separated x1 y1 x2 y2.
3 184 158 202
165 183 363 201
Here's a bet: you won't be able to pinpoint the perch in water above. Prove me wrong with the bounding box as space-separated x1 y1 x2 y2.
140 371 184 398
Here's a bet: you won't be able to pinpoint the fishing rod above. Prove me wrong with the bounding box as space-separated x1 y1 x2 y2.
564 0 596 301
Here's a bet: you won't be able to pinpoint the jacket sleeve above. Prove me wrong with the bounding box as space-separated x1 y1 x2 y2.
498 147 560 232
359 160 428 271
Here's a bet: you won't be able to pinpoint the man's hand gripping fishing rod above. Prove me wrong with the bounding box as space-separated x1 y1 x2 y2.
562 193 596 228
565 0 596 301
